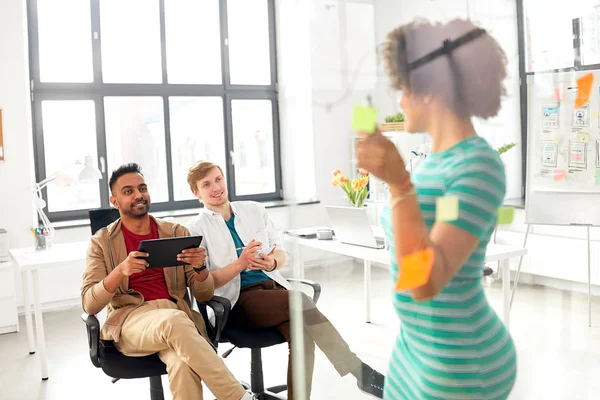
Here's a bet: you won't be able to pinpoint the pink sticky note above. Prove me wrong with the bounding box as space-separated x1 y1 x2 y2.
554 169 566 182
552 88 562 101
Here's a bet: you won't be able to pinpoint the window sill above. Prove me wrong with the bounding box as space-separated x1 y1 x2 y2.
52 198 321 230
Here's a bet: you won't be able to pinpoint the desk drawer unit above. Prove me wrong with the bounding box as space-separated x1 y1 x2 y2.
0 262 18 334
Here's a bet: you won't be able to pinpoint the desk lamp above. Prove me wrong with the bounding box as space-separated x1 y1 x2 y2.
31 155 102 239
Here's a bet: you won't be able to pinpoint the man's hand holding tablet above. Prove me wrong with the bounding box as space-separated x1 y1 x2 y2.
177 247 209 282
117 251 150 276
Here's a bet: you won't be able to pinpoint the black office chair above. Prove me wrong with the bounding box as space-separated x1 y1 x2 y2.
88 208 120 235
81 297 228 400
82 209 229 399
200 279 321 400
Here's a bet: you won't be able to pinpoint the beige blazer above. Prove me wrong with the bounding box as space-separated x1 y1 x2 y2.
81 215 215 342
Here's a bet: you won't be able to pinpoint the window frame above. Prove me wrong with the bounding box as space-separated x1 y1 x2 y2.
27 0 282 222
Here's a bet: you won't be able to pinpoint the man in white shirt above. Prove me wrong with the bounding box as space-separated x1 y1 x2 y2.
185 161 385 399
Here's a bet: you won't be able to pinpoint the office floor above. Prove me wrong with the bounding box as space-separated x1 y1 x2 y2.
1 261 600 400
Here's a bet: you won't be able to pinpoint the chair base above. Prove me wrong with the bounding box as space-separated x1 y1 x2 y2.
149 376 165 400
242 381 287 400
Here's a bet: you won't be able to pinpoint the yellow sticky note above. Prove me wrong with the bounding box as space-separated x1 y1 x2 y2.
436 196 459 222
351 105 377 133
396 248 434 291
552 136 562 144
574 73 594 109
496 206 514 225
577 132 589 143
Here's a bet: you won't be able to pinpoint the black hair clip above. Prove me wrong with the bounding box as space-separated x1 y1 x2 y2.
408 28 486 72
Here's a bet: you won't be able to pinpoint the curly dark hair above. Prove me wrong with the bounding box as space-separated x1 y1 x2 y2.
382 19 507 119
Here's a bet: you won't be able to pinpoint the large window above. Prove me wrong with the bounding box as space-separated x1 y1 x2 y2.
524 0 600 73
28 0 281 222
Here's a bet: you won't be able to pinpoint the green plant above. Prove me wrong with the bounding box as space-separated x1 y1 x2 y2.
497 143 516 156
384 112 405 123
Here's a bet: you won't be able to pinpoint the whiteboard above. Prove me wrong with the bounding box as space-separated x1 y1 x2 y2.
525 70 600 226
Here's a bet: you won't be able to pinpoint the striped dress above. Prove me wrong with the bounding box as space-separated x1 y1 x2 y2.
381 136 517 399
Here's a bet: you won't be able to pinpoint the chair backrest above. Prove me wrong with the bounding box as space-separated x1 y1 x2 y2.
89 208 120 235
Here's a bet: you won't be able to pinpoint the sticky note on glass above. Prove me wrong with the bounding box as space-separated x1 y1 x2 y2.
552 88 562 101
596 168 600 185
577 132 589 143
351 105 377 133
436 196 459 222
552 136 562 144
496 206 514 225
395 248 434 291
574 73 594 108
554 169 566 182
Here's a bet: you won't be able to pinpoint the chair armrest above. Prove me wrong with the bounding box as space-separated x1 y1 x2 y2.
287 278 322 304
80 313 101 368
197 296 231 347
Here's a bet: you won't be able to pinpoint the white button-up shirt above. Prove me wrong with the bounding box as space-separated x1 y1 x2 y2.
185 201 291 308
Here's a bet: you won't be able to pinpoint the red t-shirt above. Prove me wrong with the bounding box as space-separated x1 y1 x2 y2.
121 220 171 302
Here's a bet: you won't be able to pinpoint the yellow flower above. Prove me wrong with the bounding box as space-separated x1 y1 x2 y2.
352 179 362 191
332 177 341 187
340 176 349 184
332 169 342 176
359 168 369 177
360 176 369 188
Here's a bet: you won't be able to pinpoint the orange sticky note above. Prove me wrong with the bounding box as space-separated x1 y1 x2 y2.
395 248 434 291
553 169 566 182
574 73 594 108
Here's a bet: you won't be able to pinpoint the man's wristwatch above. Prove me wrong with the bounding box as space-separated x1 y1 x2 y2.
193 264 208 274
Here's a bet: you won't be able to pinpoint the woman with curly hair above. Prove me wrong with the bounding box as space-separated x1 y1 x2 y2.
356 19 517 399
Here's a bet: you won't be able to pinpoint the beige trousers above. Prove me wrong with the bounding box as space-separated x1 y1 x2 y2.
115 299 245 400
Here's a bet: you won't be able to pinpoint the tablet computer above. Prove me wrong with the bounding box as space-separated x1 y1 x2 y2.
137 236 203 269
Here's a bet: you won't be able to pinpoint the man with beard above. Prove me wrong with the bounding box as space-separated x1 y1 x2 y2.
81 163 253 400
185 161 385 399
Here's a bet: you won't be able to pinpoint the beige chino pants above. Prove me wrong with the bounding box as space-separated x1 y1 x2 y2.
115 299 245 400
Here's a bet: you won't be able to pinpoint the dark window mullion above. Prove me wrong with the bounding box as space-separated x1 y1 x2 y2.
516 0 527 200
90 0 103 83
27 0 41 85
223 94 237 200
267 0 278 90
219 0 237 199
219 0 232 89
32 100 48 208
91 0 109 207
159 0 175 202
95 95 110 208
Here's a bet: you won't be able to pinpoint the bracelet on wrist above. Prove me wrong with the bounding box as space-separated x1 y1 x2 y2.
389 186 417 210
267 258 278 272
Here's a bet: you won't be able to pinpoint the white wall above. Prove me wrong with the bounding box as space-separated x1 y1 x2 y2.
0 0 36 251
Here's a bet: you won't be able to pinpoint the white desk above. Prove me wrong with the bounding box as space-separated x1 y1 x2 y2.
284 233 527 329
9 241 88 380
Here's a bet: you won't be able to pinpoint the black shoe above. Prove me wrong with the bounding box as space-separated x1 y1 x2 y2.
357 369 385 398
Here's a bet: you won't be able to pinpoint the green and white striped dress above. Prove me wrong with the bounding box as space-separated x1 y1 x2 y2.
381 136 517 399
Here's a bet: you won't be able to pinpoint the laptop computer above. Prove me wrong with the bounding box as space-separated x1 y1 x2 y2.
325 206 386 249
